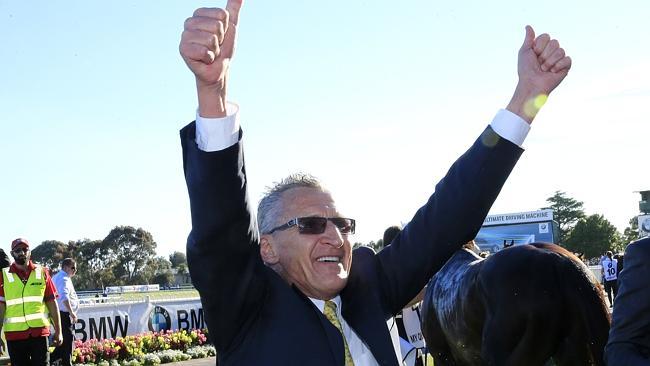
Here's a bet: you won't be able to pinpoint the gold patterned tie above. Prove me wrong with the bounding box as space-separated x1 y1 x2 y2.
324 300 355 366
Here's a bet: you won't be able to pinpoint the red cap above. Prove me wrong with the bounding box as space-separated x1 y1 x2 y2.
11 238 30 251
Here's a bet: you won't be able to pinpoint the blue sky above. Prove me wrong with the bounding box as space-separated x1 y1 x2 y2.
1 1 649 257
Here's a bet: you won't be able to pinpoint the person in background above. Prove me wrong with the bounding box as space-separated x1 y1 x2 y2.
605 237 650 365
51 258 80 366
602 250 619 307
0 238 62 365
382 226 402 248
614 252 625 281
600 252 609 283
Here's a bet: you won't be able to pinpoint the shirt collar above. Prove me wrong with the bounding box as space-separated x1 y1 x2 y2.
310 295 342 314
9 260 36 272
9 260 37 279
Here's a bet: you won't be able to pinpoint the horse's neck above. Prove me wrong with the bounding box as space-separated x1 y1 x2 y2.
435 249 483 283
455 248 483 263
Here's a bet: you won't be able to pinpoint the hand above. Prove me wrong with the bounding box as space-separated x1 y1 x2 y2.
71 313 78 324
179 0 243 117
508 26 572 123
518 25 572 95
0 338 5 355
52 330 63 347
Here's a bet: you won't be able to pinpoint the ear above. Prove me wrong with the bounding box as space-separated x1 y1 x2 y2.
260 235 279 265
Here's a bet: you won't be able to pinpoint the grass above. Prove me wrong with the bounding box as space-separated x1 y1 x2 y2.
80 289 200 304
117 289 200 300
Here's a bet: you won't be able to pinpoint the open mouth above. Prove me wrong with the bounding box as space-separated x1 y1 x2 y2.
316 256 341 263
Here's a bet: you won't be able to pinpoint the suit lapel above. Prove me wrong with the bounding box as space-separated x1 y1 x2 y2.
292 285 345 366
341 285 400 366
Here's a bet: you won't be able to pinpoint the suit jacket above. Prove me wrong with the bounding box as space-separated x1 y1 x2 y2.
180 123 522 365
605 237 650 365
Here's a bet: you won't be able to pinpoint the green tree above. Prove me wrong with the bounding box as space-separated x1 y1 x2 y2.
352 241 383 252
74 238 118 290
169 251 187 268
104 226 157 285
30 240 72 271
145 257 175 286
621 216 639 245
176 262 189 276
564 214 622 259
133 257 174 286
542 191 586 244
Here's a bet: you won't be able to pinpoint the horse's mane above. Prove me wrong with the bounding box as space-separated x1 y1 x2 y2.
527 242 602 284
528 242 580 260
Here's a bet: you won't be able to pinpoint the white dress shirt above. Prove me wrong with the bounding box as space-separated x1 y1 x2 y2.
52 270 79 314
192 104 530 365
194 105 529 152
310 296 390 365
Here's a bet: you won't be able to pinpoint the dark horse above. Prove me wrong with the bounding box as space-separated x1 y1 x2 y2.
0 248 9 268
421 243 610 366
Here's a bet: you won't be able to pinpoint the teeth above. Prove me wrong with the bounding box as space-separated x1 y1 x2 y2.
317 256 340 263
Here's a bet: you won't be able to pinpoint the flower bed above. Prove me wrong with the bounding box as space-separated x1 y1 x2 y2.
72 329 215 365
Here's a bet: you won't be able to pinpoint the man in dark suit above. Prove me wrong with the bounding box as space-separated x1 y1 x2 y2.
178 1 572 364
605 237 650 365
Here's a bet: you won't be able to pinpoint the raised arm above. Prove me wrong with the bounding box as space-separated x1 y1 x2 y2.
179 0 242 118
377 26 572 313
179 0 267 353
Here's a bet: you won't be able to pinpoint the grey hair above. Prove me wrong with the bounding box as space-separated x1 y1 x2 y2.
257 173 326 235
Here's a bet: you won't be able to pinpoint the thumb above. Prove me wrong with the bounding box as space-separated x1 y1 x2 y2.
226 0 243 25
520 25 535 51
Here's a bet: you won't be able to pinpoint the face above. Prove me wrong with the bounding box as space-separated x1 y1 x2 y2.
66 263 77 276
11 246 30 265
261 187 353 300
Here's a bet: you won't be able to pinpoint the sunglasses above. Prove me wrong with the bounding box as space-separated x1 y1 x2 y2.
266 217 356 235
12 248 28 254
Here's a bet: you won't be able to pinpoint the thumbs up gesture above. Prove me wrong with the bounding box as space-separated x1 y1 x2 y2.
508 26 572 123
179 0 243 117
517 25 572 97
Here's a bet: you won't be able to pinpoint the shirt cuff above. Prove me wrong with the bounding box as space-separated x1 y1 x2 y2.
489 109 530 147
195 102 240 152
